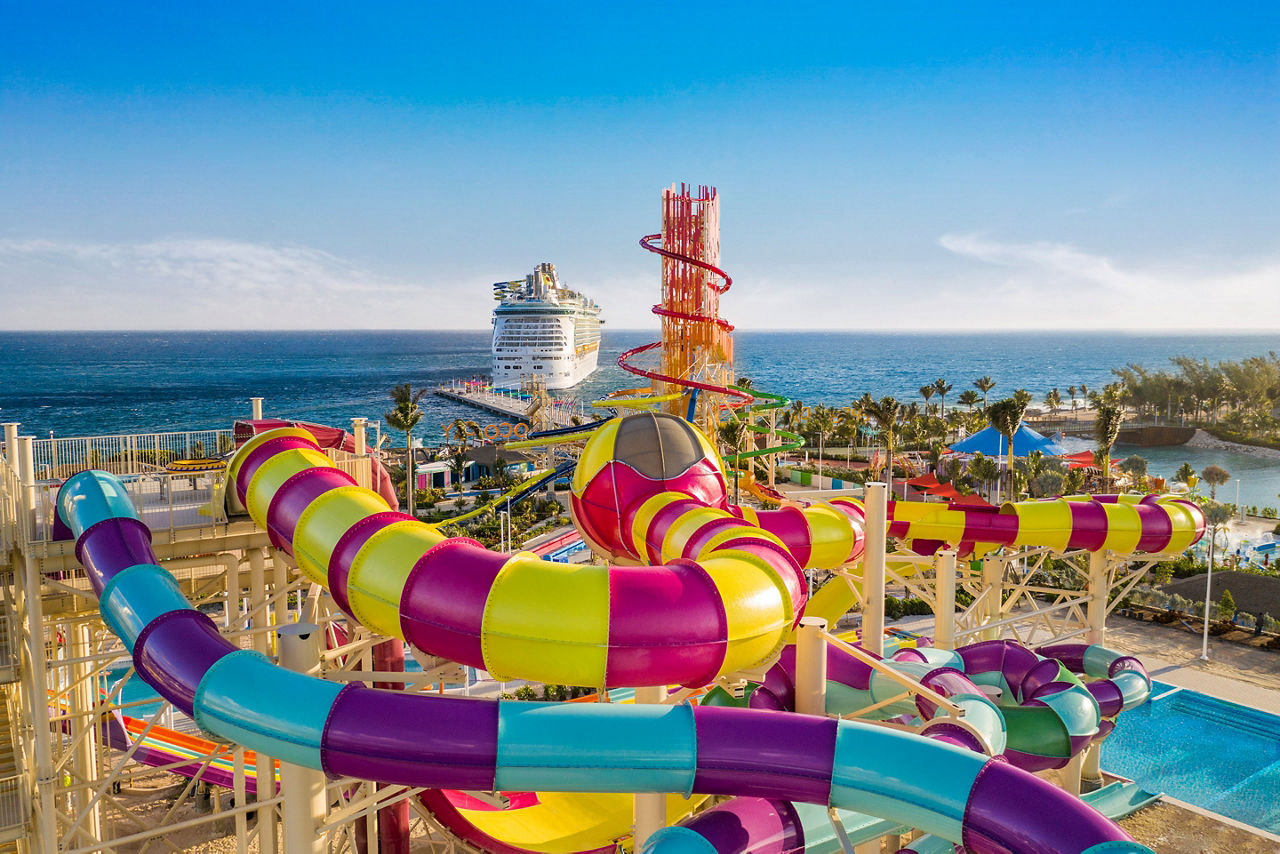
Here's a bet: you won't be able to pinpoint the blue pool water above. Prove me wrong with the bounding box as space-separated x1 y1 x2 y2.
1102 680 1280 833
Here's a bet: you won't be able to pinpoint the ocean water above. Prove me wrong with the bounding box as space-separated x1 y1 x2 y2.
2 330 1279 500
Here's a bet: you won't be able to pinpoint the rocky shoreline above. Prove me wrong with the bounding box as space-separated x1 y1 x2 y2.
1184 429 1280 461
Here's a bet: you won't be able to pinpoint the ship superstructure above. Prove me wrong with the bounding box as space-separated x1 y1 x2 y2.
491 262 603 389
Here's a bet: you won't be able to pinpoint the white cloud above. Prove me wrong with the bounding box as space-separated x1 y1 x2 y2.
0 237 492 329
3 233 1276 332
937 232 1280 329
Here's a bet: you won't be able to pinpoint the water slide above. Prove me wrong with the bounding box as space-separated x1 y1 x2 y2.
57 413 1186 854
102 708 274 795
431 460 576 530
615 233 753 408
802 491 1205 631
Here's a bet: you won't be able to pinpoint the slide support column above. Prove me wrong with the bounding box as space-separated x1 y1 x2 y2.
277 623 326 854
862 482 887 657
933 549 957 650
980 555 1003 641
796 617 829 716
71 622 102 841
633 684 667 850
1087 550 1109 645
1082 739 1105 792
18 435 57 853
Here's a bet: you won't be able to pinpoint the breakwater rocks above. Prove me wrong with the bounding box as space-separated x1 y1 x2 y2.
1185 429 1280 461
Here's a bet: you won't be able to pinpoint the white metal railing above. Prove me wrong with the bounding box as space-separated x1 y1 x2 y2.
0 774 23 833
32 429 234 480
20 469 228 545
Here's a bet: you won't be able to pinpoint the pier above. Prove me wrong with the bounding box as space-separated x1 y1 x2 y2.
434 380 593 431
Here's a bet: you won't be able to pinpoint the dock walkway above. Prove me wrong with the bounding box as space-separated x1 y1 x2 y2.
434 382 590 431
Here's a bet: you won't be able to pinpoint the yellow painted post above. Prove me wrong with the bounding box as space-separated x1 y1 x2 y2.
249 548 269 655
934 550 957 650
1062 749 1084 796
633 684 667 850
278 624 327 854
796 617 829 716
71 623 101 841
862 483 887 657
1082 741 1105 792
980 555 1003 641
234 746 249 854
1087 551 1108 645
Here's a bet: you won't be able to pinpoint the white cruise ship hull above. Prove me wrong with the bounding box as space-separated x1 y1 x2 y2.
490 263 604 390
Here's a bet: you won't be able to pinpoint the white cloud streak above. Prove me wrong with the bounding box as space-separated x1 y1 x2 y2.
0 237 490 329
937 233 1280 329
2 233 1276 332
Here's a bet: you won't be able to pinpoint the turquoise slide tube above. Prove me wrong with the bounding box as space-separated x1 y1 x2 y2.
495 701 697 793
829 721 986 842
1032 684 1101 739
98 564 190 649
194 649 344 768
1111 670 1152 711
642 827 719 854
59 470 140 532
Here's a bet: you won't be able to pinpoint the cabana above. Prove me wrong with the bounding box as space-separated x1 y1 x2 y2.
947 424 1066 457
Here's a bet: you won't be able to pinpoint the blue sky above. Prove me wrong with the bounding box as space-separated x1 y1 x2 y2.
2 2 1277 330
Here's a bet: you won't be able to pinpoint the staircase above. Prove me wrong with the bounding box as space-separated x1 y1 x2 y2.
0 686 26 847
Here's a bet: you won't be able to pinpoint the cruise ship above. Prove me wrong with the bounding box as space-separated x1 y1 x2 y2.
491 262 604 389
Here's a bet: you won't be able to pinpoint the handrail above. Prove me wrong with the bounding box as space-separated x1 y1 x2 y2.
819 630 965 718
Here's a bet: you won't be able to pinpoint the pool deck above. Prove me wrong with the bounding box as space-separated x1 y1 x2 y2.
1095 617 1280 716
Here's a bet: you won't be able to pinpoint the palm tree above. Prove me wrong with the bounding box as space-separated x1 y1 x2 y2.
447 444 470 494
1094 404 1123 492
718 417 748 503
783 399 808 434
933 379 953 419
861 396 903 492
1200 464 1230 500
974 376 996 411
919 385 935 415
1174 462 1196 487
809 405 836 484
987 397 1028 502
385 383 427 516
1044 388 1063 419
835 406 859 467
1119 455 1149 491
967 453 999 501
957 390 980 411
1079 383 1090 413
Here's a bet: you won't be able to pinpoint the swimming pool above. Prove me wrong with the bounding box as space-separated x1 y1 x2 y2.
1102 680 1280 833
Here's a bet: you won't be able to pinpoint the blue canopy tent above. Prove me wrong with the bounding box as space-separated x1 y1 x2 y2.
947 424 1066 457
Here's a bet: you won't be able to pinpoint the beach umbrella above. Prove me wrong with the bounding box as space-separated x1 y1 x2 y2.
947 424 1066 457
951 493 996 508
926 482 963 500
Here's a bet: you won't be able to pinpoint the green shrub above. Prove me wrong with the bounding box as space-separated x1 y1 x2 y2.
902 597 933 616
513 685 538 701
884 596 904 621
1218 589 1236 621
